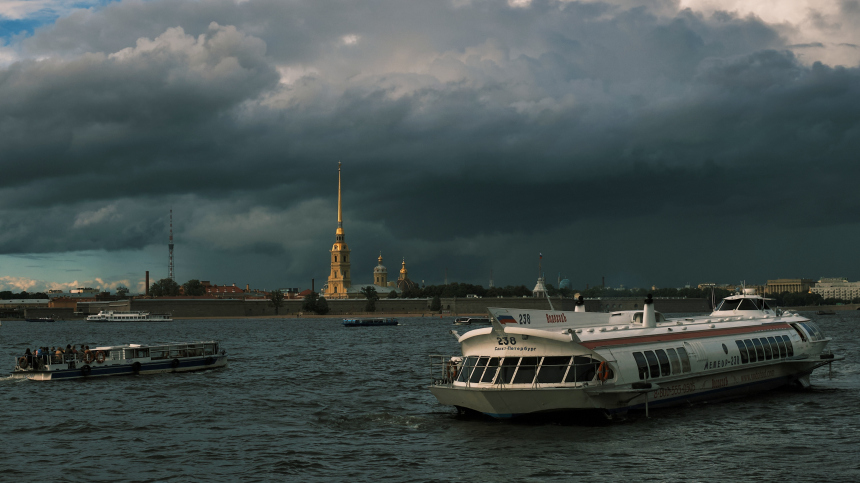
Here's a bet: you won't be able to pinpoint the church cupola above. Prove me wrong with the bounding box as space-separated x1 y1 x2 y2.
374 252 388 286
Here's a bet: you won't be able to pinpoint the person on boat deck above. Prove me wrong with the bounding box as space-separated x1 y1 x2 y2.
24 348 32 366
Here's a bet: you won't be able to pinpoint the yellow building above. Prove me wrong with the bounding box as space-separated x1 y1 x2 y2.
322 164 416 299
324 163 352 299
765 278 814 294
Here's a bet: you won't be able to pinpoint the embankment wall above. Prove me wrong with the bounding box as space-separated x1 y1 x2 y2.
66 296 711 318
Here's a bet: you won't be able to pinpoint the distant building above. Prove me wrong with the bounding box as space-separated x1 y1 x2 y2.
765 278 814 294
811 278 860 299
321 164 410 299
0 299 49 309
201 281 245 296
324 163 352 299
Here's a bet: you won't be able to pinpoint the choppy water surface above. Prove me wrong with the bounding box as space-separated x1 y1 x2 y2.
1 312 858 482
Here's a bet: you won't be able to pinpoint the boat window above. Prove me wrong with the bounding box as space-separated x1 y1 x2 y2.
737 299 759 310
654 349 671 377
633 312 642 324
536 356 570 384
498 357 519 384
456 357 476 383
676 347 691 373
150 348 167 360
766 337 780 359
735 341 749 364
632 352 649 380
761 300 771 310
761 338 774 360
717 299 738 311
772 336 786 358
512 357 539 384
791 323 809 342
643 351 660 379
781 335 794 357
481 357 500 383
743 340 757 363
204 344 215 356
567 356 598 383
666 348 681 374
751 338 765 360
810 322 825 339
800 322 824 341
469 357 488 383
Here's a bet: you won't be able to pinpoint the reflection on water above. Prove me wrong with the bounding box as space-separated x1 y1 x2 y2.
1 312 859 481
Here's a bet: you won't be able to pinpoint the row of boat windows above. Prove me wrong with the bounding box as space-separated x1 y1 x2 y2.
124 344 219 360
736 335 794 363
632 347 692 380
456 356 611 385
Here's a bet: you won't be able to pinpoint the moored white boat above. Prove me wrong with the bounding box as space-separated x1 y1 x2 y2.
86 310 173 322
11 341 226 381
429 289 843 419
453 317 491 326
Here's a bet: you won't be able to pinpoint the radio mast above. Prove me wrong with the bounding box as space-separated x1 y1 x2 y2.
168 209 175 281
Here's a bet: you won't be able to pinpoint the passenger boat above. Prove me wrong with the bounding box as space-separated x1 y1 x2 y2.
453 317 491 326
86 310 173 322
11 341 226 381
342 318 398 327
429 289 843 419
25 317 55 322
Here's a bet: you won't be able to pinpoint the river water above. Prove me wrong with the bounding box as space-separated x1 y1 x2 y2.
1 312 858 482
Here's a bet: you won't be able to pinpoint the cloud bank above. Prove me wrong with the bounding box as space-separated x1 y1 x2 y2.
0 0 859 291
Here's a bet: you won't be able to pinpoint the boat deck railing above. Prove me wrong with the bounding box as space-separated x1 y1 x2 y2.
14 343 220 371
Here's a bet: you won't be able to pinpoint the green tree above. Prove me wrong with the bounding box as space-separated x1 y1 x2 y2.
430 294 442 312
116 286 129 298
183 279 206 296
302 292 319 313
270 289 285 315
387 290 398 299
362 286 379 312
315 296 330 315
150 278 180 297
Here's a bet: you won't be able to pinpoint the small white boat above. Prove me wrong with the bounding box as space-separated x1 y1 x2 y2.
11 341 226 381
453 317 491 326
86 310 173 322
429 289 843 419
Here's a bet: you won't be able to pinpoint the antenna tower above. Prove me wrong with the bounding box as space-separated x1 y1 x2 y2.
168 209 175 281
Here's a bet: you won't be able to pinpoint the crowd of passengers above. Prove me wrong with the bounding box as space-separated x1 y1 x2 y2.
18 345 94 369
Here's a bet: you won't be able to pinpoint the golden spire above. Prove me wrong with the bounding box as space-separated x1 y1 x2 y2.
336 162 343 235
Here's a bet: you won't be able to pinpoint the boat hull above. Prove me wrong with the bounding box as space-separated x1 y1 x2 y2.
12 355 227 381
430 360 824 418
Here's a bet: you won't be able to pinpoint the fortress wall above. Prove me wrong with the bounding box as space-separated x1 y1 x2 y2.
79 296 713 318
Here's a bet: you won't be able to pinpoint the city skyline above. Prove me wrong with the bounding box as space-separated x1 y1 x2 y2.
1 1 860 293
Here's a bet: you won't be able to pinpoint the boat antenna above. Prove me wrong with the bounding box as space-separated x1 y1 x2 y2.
545 285 555 312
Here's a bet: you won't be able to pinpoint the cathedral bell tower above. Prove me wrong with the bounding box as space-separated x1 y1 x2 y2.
374 252 388 287
325 163 351 298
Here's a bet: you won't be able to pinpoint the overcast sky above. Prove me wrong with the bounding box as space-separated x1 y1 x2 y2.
1 0 859 294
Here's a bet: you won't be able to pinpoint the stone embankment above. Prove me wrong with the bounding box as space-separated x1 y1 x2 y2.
54 296 711 319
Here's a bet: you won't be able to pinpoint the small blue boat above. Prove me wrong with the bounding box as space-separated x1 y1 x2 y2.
342 318 398 327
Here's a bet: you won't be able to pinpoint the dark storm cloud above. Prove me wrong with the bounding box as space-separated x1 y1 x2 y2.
1 0 860 288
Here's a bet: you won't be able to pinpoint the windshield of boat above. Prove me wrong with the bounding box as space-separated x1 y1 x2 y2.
717 297 771 311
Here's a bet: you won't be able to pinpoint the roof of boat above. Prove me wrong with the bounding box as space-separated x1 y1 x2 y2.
90 341 220 350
